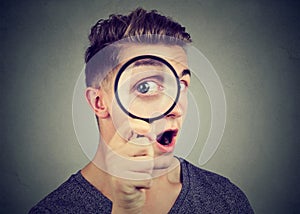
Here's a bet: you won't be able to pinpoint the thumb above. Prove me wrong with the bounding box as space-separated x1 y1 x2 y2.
129 118 156 141
108 118 154 150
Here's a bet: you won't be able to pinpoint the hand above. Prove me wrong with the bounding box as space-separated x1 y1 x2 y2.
105 119 154 214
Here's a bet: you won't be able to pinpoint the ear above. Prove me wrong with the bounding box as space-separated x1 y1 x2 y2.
85 87 110 119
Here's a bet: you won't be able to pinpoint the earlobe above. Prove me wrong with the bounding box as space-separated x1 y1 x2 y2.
85 87 110 118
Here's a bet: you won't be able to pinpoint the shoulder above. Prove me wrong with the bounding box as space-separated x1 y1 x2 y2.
29 171 111 214
179 158 254 213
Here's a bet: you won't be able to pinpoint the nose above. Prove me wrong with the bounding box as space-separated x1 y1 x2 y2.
166 105 182 118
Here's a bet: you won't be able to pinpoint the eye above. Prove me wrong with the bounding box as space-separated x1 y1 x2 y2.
180 81 188 92
136 81 161 95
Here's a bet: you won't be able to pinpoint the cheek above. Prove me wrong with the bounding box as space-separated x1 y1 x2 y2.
179 91 188 115
104 88 118 116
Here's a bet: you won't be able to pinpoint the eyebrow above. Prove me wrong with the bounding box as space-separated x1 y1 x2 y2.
133 59 164 67
181 69 191 78
132 59 191 78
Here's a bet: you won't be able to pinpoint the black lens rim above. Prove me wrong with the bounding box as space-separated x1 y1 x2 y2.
114 55 180 123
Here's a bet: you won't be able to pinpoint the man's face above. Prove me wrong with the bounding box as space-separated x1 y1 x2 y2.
102 44 191 157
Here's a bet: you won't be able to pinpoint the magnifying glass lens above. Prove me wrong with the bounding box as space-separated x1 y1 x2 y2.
115 56 179 121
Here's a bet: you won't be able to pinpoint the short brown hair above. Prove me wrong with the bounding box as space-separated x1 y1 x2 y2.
85 8 192 88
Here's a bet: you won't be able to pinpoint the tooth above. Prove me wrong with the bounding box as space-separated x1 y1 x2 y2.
164 136 170 145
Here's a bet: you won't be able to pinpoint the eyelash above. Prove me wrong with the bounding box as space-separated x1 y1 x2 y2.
134 79 188 96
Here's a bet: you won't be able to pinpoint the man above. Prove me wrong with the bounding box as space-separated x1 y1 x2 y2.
30 8 253 213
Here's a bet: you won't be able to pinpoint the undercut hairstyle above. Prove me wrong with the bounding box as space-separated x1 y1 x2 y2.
84 8 192 88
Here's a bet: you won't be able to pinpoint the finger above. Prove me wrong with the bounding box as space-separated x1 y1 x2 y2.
109 117 155 151
111 178 148 210
129 121 156 142
107 121 132 150
113 190 144 209
112 175 152 191
108 166 153 181
105 154 154 179
129 118 151 135
119 158 154 175
107 149 154 177
108 118 152 150
109 135 154 157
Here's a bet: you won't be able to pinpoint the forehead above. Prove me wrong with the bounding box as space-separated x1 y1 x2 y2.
118 44 188 69
102 44 189 92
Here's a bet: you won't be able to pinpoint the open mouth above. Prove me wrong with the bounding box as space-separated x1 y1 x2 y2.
156 130 178 146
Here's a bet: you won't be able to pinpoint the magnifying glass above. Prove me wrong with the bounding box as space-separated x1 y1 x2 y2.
114 55 180 123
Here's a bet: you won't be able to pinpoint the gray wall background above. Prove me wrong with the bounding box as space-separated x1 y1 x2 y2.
1 0 299 213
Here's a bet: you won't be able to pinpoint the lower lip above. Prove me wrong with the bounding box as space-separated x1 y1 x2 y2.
155 137 176 153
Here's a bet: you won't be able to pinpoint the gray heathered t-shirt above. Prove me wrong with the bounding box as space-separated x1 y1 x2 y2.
29 158 254 213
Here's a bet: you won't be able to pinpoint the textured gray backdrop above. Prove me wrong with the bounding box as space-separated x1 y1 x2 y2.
1 0 299 213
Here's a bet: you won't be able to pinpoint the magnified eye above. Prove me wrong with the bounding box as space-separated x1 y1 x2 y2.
136 81 161 95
